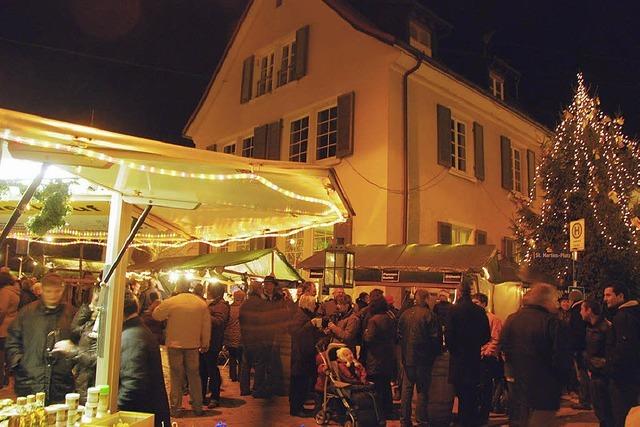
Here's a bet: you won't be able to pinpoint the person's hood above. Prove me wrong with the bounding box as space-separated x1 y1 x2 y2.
619 300 640 310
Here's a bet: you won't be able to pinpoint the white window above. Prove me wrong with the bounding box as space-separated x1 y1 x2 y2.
452 225 472 244
491 73 504 100
316 106 338 160
223 143 236 155
450 118 466 172
409 20 432 57
241 136 254 158
256 52 275 96
512 147 522 193
313 225 333 251
284 231 304 266
289 116 309 162
277 41 297 87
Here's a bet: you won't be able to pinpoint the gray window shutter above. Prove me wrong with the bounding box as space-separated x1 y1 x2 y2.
266 119 282 160
473 122 485 181
527 149 536 198
500 135 513 190
253 124 268 159
336 92 355 158
437 104 452 167
476 230 487 245
241 55 254 104
294 26 309 80
438 222 452 244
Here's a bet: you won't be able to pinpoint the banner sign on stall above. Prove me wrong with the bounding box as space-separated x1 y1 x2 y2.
381 270 400 282
569 219 585 252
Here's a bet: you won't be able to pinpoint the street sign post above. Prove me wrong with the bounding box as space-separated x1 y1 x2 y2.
569 219 585 287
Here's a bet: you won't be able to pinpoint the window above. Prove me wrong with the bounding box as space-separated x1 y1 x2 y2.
284 231 304 266
241 136 254 158
450 118 466 172
289 116 309 162
277 41 297 87
313 225 333 251
205 144 217 152
409 20 432 56
491 73 504 100
316 106 338 160
223 143 236 155
503 237 515 261
452 225 472 244
235 240 250 251
476 230 487 245
512 147 522 193
256 52 275 96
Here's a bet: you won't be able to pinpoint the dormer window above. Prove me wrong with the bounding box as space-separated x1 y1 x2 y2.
409 20 432 57
490 72 505 100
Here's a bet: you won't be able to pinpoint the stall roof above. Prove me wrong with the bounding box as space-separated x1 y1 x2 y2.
298 244 498 273
0 108 351 246
132 249 302 282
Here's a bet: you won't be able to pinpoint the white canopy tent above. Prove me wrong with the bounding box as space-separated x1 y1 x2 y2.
0 108 351 409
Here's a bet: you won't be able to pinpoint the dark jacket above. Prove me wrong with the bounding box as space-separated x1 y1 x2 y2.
606 300 640 385
239 293 267 347
223 301 242 348
500 304 571 410
141 300 164 345
207 298 230 356
328 310 361 350
446 297 490 386
5 301 76 403
363 311 396 376
584 316 610 375
288 308 323 376
398 304 440 367
0 283 20 337
568 300 587 353
70 304 98 403
18 289 38 310
119 316 170 427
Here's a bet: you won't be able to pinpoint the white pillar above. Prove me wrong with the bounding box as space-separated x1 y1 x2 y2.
95 192 132 411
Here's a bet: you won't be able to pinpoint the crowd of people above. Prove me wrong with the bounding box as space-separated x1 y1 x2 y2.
0 266 638 427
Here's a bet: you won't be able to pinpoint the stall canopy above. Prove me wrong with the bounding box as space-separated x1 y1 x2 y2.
0 108 351 246
132 248 302 282
299 244 504 285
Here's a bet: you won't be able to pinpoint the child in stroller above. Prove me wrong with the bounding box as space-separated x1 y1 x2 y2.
314 343 381 427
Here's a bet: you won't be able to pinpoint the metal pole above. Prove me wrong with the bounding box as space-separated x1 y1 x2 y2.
101 204 152 284
0 164 48 248
572 251 578 287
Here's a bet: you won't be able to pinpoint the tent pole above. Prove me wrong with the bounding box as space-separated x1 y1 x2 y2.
0 164 48 248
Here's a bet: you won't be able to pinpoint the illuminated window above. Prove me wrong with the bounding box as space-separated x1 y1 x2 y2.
278 41 297 87
235 240 250 251
491 73 504 100
313 225 333 251
284 231 304 266
223 143 236 155
257 52 275 96
512 147 522 193
316 106 338 160
452 225 472 244
450 118 466 172
289 116 309 162
241 136 254 158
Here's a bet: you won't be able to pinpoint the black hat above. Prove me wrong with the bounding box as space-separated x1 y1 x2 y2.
263 275 278 286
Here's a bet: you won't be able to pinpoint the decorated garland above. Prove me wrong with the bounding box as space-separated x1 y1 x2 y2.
26 181 71 236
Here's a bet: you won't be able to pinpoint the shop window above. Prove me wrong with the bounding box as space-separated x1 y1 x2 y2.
316 106 338 160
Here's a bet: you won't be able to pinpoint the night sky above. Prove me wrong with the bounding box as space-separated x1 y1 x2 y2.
1 0 639 145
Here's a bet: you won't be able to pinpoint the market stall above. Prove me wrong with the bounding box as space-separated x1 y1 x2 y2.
0 107 351 415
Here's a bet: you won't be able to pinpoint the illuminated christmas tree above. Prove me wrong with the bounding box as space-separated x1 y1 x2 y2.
514 74 640 293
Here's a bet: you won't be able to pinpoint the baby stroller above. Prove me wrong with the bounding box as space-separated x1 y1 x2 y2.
315 343 381 427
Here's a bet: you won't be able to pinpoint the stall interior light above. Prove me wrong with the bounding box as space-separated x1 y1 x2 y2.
168 271 180 283
482 267 490 280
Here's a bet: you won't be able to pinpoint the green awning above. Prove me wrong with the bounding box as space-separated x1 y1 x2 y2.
47 257 105 273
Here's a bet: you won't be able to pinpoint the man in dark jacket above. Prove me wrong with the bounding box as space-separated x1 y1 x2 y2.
239 281 270 397
398 289 440 427
580 299 613 427
200 283 229 408
70 289 99 404
446 278 490 427
500 283 572 427
119 291 170 427
326 294 360 351
603 283 640 427
5 274 76 404
568 290 591 410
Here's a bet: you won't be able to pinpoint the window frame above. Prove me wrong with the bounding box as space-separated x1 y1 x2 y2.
512 146 523 193
289 115 309 162
223 143 237 155
256 51 275 97
490 72 505 101
450 117 467 172
451 224 472 245
313 225 334 251
316 105 338 160
277 39 297 87
284 231 305 267
241 135 255 158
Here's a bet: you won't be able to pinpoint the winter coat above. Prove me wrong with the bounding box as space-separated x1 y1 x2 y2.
239 293 269 347
605 300 640 386
289 308 323 376
0 284 20 337
5 301 76 403
328 310 361 350
500 304 571 410
152 292 210 349
433 301 452 327
70 304 98 404
481 310 503 358
336 361 367 385
141 300 164 345
119 316 170 427
319 299 338 317
18 289 38 310
398 304 440 367
207 298 230 356
363 311 396 377
224 301 242 348
568 300 588 353
584 316 609 375
446 298 490 386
